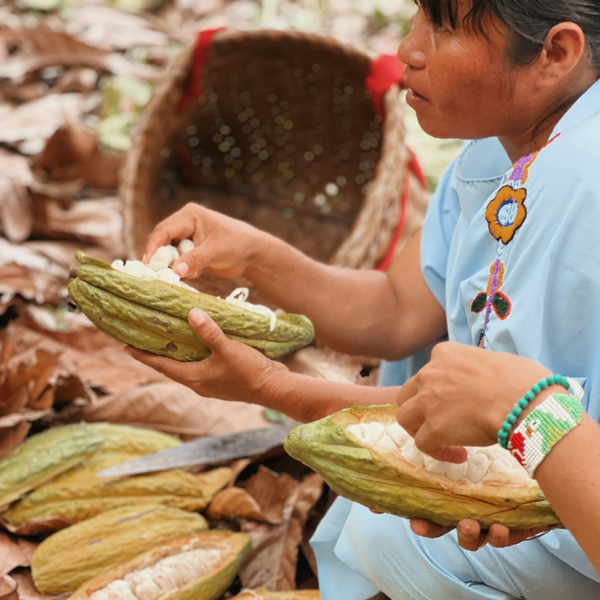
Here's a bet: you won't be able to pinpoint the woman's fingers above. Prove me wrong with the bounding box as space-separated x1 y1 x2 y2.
172 246 212 278
410 519 454 539
187 309 229 353
125 347 191 384
456 520 489 551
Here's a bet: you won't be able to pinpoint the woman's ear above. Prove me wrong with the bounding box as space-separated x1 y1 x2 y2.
539 22 589 81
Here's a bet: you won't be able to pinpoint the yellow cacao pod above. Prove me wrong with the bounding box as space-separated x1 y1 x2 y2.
68 530 251 600
284 405 561 529
68 253 314 361
231 589 320 599
0 424 104 510
3 458 231 527
85 423 181 455
32 504 209 594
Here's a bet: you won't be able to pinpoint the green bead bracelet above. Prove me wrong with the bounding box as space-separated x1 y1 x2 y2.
497 374 570 448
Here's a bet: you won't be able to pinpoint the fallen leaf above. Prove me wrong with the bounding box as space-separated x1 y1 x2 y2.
0 422 30 459
0 533 37 577
59 381 270 438
206 487 272 524
238 471 324 591
10 571 52 600
0 574 17 599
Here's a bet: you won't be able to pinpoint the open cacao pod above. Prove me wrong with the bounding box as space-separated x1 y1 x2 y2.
68 530 251 600
32 504 209 594
285 405 561 529
69 253 314 361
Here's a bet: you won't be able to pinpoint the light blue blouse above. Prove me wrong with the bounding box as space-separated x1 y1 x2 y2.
311 80 600 598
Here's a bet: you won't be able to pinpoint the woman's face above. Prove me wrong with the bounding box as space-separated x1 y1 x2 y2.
397 2 534 142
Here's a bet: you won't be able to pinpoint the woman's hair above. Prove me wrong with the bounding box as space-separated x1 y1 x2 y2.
418 0 600 69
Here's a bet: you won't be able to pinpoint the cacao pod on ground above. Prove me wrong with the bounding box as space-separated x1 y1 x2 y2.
3 459 231 527
284 405 561 529
230 589 320 599
32 504 209 594
68 530 251 600
69 253 314 360
0 424 104 510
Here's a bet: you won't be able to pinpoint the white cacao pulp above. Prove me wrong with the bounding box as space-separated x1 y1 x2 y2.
87 548 223 600
345 421 531 486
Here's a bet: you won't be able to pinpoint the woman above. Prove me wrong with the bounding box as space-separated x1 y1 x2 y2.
130 0 600 597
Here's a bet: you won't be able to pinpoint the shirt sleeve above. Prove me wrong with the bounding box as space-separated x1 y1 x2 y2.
420 157 461 309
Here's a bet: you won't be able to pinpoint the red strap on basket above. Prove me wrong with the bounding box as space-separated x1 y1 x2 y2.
376 149 427 272
365 55 405 118
178 28 226 113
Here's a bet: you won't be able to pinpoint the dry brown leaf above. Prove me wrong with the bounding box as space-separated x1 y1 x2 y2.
244 468 297 526
33 123 123 190
206 487 272 524
0 178 33 243
0 534 37 577
238 471 324 591
59 381 270 438
1 323 165 397
0 422 30 459
0 26 158 82
31 196 123 253
0 574 17 599
10 571 52 600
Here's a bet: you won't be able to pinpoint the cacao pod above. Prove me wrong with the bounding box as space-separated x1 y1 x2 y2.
0 424 104 510
68 530 251 600
230 589 320 599
68 253 314 360
85 423 181 455
3 459 231 527
32 504 209 594
284 405 561 529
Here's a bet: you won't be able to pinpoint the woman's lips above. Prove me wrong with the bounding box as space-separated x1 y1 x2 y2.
406 88 428 105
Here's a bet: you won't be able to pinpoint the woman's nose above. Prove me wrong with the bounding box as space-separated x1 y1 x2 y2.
397 15 427 70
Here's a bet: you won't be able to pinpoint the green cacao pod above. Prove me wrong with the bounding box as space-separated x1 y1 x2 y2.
0 424 105 510
68 530 251 600
32 504 209 594
3 459 231 527
85 423 181 455
231 589 320 599
284 405 561 529
68 253 314 360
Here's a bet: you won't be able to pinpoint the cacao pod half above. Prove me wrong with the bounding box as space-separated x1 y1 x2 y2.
32 504 209 594
230 589 320 599
284 405 561 529
0 424 104 511
69 253 314 360
68 530 251 600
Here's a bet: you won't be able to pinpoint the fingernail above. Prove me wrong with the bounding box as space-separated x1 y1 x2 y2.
142 254 147 263
189 309 205 325
174 262 189 276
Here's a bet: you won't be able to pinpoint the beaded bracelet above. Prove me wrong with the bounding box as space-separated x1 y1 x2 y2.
497 374 570 449
508 394 583 477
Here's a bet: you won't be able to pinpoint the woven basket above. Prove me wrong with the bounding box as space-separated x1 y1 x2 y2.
121 29 429 304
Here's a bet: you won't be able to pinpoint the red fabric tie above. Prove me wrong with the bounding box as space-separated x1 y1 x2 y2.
365 54 406 118
178 28 226 113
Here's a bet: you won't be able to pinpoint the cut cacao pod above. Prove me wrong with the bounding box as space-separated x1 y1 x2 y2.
3 459 231 527
284 405 561 529
68 530 251 600
0 424 104 511
230 589 320 599
32 504 209 594
68 253 314 360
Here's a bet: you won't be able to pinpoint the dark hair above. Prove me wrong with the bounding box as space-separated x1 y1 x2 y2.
417 0 600 69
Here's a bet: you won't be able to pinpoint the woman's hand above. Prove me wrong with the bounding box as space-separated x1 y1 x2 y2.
395 342 558 462
410 519 551 551
143 203 272 279
127 308 288 405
